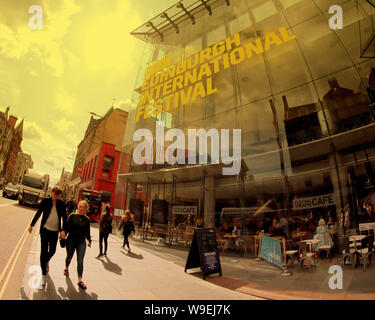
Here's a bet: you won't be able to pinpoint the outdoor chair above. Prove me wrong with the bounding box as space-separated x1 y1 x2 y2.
299 241 314 270
285 241 299 266
317 233 333 261
216 234 227 253
340 236 356 269
357 234 374 271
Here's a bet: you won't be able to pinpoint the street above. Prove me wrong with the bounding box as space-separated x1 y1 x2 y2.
0 192 261 300
0 191 35 299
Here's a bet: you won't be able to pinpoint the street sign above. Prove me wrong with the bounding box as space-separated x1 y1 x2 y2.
184 228 222 280
172 206 198 215
293 193 335 210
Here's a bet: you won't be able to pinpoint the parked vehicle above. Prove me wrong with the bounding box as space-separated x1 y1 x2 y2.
18 170 49 206
2 183 20 199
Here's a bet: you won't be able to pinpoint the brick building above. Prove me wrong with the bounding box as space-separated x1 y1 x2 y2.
4 116 23 183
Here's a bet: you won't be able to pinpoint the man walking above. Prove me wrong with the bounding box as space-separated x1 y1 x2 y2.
28 186 67 287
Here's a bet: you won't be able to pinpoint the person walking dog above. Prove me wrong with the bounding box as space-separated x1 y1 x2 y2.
28 186 67 287
119 210 135 252
64 200 91 290
97 205 113 258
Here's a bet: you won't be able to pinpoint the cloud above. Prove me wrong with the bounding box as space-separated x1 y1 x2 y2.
54 86 84 118
82 0 142 80
0 0 81 77
22 120 75 180
52 117 80 144
23 121 44 141
44 158 59 169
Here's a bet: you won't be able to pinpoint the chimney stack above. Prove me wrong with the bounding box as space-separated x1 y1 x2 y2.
7 115 17 130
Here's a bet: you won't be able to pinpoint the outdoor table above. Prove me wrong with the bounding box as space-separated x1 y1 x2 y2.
300 239 321 267
224 234 239 250
349 235 367 267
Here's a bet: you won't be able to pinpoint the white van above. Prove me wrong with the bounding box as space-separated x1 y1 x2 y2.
18 171 49 206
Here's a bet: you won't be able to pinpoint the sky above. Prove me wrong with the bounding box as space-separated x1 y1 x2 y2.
0 0 177 186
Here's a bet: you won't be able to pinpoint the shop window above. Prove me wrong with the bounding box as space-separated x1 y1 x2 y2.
102 156 114 173
101 190 112 203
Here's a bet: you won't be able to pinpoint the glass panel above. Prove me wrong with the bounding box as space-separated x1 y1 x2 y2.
265 30 312 94
279 0 321 27
315 68 375 135
237 99 279 157
292 14 353 79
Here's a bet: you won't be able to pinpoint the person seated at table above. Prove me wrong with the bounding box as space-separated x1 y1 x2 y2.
280 217 290 238
219 222 230 236
312 218 333 252
327 217 337 234
269 217 286 237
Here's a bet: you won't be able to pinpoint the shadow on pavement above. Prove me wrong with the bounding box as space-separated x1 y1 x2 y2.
57 276 98 300
19 287 30 300
32 275 62 300
121 250 144 260
98 257 123 275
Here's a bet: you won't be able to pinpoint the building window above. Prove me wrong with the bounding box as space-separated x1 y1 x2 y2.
102 156 113 173
101 190 112 203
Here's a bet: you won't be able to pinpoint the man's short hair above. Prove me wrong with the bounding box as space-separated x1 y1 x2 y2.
51 186 63 195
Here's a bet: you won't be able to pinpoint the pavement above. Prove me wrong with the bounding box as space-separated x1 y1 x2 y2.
13 216 375 300
124 234 375 300
17 222 261 300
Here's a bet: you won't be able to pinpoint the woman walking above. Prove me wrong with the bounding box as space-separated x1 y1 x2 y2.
97 205 113 258
64 200 91 290
119 210 135 252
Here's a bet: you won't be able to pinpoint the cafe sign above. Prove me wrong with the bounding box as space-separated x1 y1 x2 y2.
172 206 198 215
293 194 336 210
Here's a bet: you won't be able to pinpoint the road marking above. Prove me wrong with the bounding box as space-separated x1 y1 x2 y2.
0 227 28 286
0 220 32 300
0 228 29 299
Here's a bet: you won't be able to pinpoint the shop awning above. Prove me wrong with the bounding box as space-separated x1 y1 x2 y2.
118 162 230 185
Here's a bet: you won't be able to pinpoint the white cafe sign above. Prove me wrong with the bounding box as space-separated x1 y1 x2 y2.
293 194 336 210
172 206 198 215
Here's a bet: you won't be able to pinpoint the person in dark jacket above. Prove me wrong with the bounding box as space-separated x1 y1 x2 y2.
64 200 91 290
118 209 135 252
97 205 113 258
66 197 77 216
28 186 67 287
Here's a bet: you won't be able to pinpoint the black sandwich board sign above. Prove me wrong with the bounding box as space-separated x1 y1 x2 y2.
184 228 222 280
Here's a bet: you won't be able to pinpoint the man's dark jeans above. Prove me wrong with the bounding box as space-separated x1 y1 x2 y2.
40 227 59 276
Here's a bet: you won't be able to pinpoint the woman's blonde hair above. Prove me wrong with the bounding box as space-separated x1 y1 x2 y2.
78 200 89 212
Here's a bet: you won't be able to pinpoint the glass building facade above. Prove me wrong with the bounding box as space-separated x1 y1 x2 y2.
115 0 375 255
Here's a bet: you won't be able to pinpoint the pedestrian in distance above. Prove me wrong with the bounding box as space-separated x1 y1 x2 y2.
97 205 113 258
64 200 92 290
66 197 77 216
28 186 67 287
118 210 135 252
